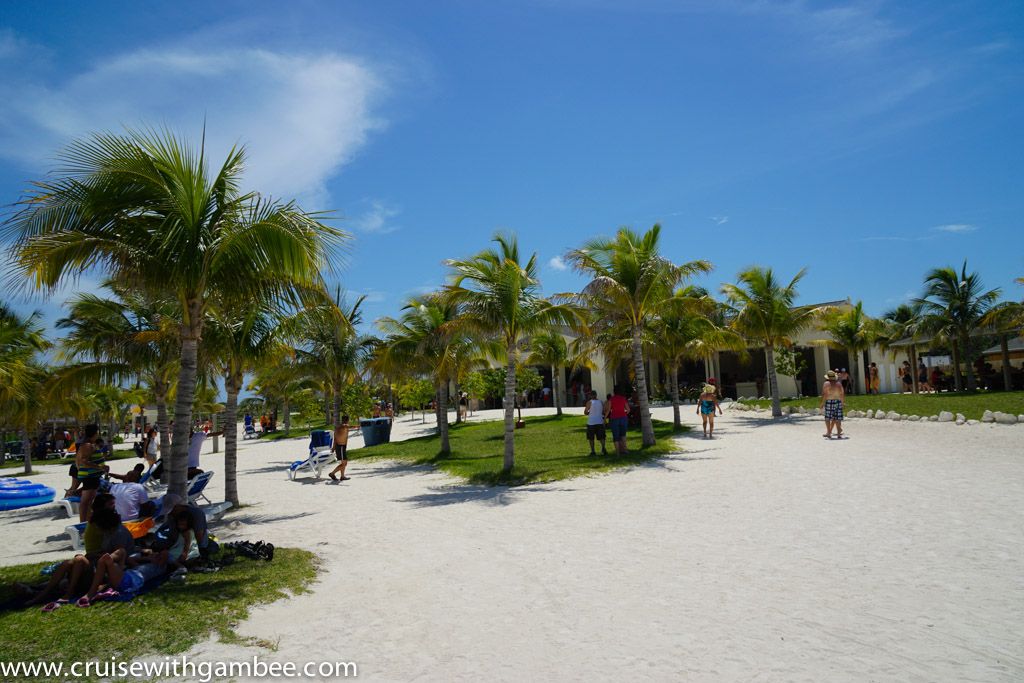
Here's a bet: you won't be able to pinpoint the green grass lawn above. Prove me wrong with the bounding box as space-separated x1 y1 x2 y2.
353 414 687 486
0 548 318 682
1 449 139 472
739 391 1024 420
258 423 329 442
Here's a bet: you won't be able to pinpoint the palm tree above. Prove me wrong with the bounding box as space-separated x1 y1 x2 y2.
249 352 317 437
876 303 925 394
568 225 711 446
377 295 465 454
4 128 345 497
287 288 371 426
917 262 1000 391
526 331 594 417
447 233 576 471
0 305 50 473
815 301 877 395
651 290 745 429
721 267 820 417
204 305 279 506
57 283 180 457
980 281 1024 392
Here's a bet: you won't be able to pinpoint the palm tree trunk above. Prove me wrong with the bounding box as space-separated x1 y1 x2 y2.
169 311 202 499
553 364 562 417
154 386 170 462
963 334 977 391
847 347 859 396
1001 334 1012 391
631 326 656 447
503 346 517 473
910 346 919 394
21 426 31 475
765 345 782 417
951 341 963 392
438 380 450 454
283 398 291 435
332 385 341 426
670 361 681 429
454 380 462 424
223 371 241 506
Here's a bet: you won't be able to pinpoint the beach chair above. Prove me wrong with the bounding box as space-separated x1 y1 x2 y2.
56 496 80 518
65 522 88 551
199 501 233 522
243 423 257 440
288 430 335 480
185 471 215 505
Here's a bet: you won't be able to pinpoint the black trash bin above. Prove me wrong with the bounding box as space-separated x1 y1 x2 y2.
360 417 393 447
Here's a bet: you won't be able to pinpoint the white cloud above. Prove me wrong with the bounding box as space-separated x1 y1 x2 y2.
0 42 387 209
933 223 978 233
350 200 400 234
709 215 729 225
349 289 387 304
548 255 569 271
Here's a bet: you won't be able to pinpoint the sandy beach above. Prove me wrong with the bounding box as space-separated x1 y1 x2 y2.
3 405 1023 681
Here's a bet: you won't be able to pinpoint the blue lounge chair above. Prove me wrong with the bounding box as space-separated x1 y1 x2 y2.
288 430 335 480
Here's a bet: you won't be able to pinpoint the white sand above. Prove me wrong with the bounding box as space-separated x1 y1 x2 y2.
3 406 1023 681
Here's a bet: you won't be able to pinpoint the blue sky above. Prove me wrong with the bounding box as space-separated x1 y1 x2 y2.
2 0 1022 333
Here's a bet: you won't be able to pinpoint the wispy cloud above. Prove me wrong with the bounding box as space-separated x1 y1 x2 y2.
0 37 388 209
933 223 978 234
709 215 729 225
351 200 400 234
349 289 387 304
548 255 569 271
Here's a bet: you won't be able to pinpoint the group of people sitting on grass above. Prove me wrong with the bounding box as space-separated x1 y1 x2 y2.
17 490 210 611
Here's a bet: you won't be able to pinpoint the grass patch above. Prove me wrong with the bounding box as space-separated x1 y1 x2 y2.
739 391 1024 421
0 449 139 471
0 548 319 682
258 424 329 442
353 414 687 486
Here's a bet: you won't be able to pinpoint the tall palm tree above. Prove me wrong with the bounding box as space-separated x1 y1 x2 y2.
721 267 820 417
526 331 594 417
57 283 180 458
917 262 1000 392
248 352 317 437
447 233 576 471
568 225 711 446
815 301 877 395
4 128 345 497
287 288 371 426
980 281 1024 392
204 305 279 506
0 306 50 473
651 290 746 429
877 303 928 394
377 295 466 455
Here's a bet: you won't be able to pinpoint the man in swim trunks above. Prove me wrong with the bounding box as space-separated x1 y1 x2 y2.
820 370 846 439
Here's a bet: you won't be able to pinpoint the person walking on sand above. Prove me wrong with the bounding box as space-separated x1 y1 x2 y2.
697 383 722 439
607 386 630 455
328 415 350 482
583 390 608 456
820 370 846 439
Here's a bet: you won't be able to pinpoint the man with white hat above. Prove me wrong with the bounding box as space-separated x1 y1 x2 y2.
820 370 846 439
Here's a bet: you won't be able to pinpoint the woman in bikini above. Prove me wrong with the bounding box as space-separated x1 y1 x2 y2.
697 383 722 439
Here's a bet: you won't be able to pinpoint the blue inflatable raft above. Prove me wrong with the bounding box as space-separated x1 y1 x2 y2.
0 478 56 511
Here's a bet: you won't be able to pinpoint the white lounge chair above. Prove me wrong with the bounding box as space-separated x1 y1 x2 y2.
288 449 334 480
